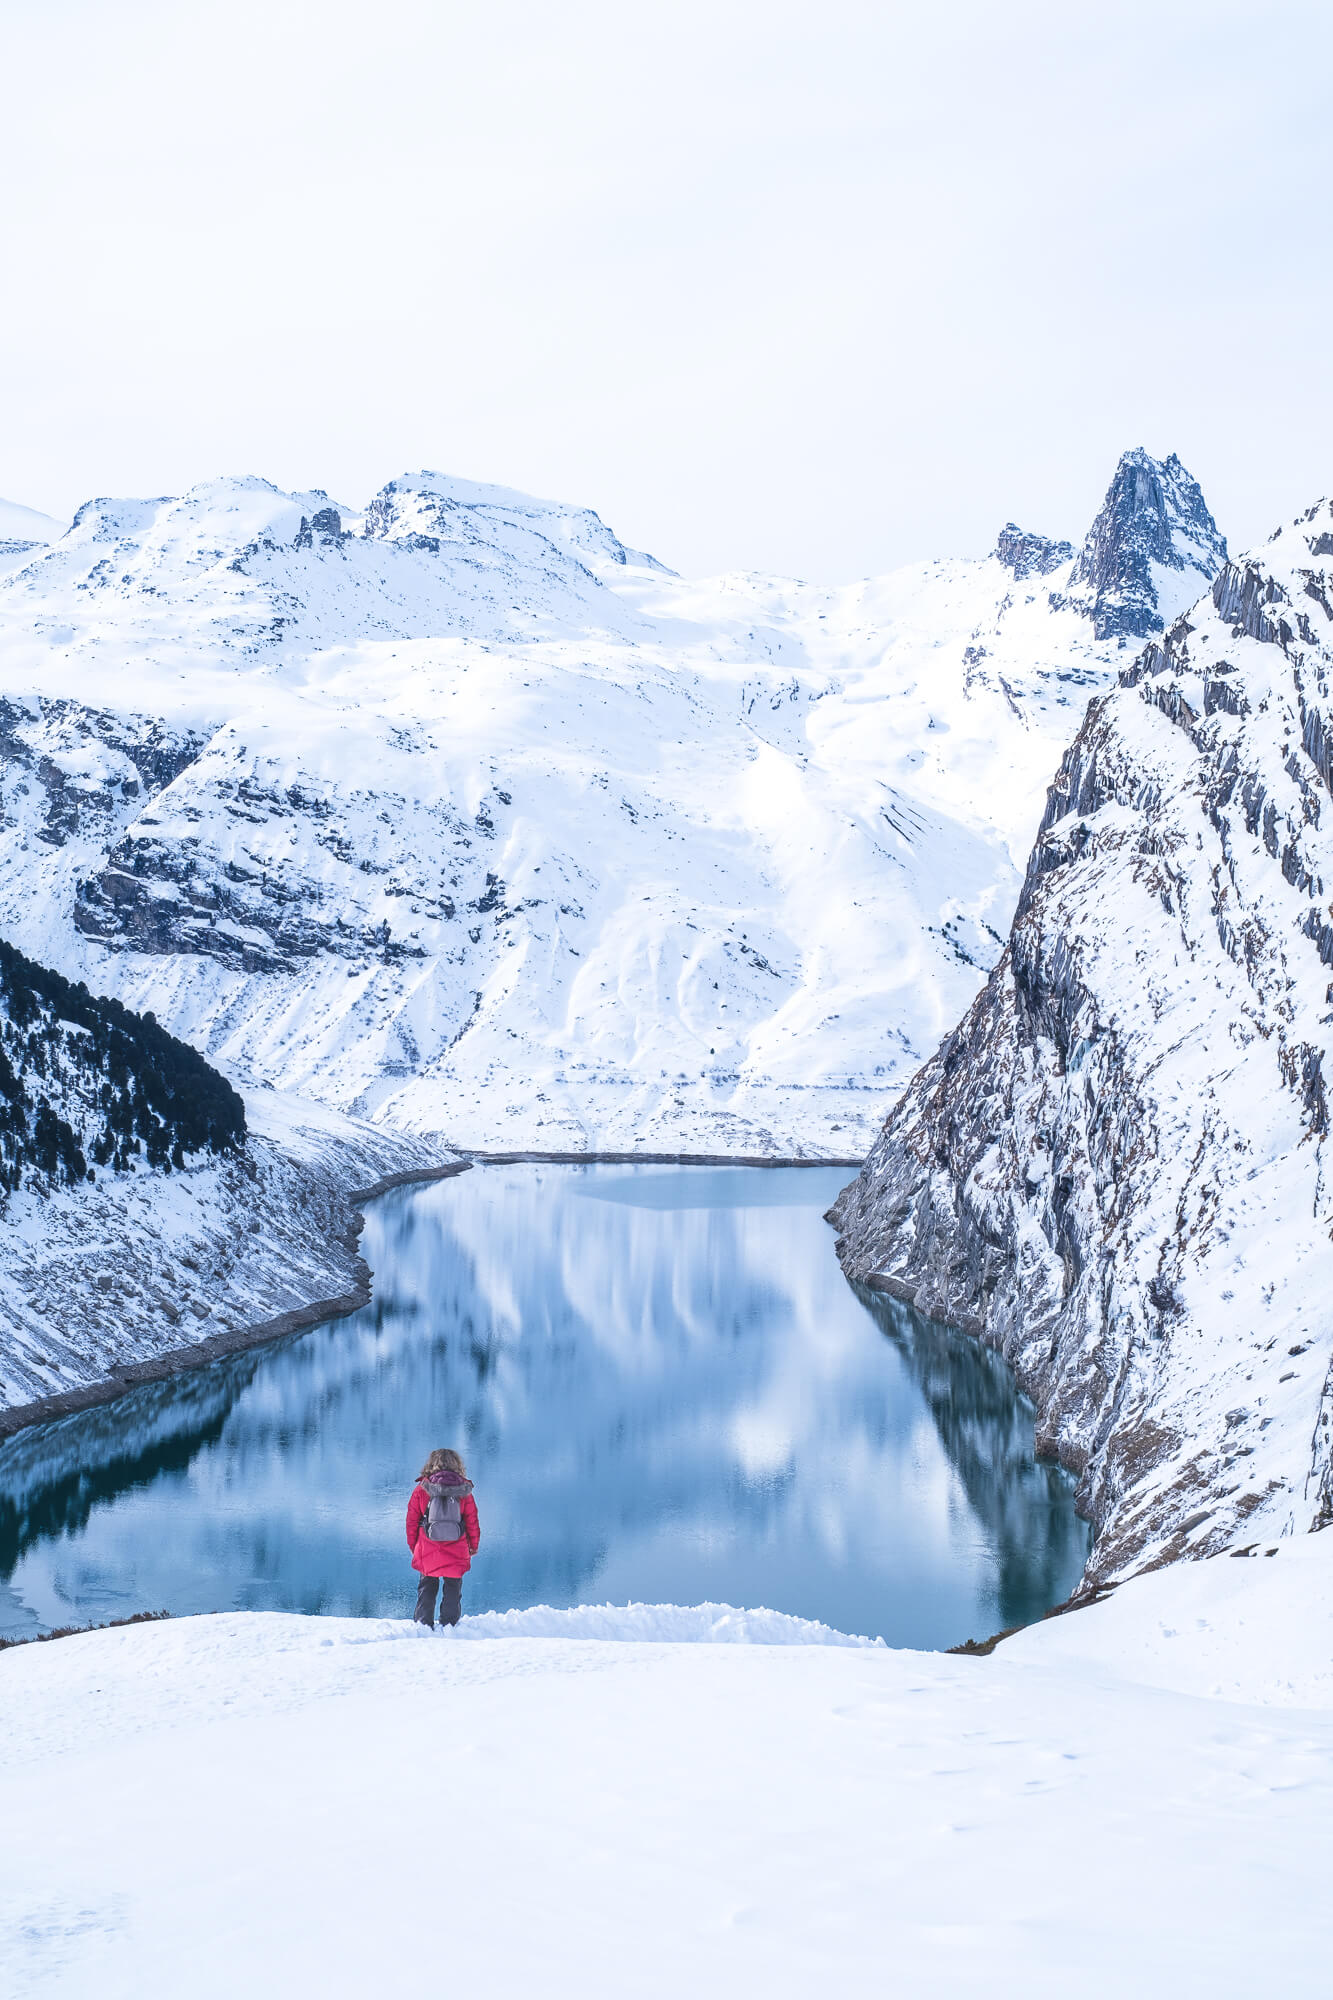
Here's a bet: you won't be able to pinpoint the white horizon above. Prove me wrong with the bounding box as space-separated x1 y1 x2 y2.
2 1 1330 582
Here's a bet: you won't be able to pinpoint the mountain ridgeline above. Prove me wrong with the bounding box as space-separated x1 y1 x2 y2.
0 448 1229 1159
832 494 1333 1579
0 938 245 1194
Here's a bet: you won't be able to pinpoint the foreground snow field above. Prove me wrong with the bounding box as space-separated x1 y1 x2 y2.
4 1542 1330 1998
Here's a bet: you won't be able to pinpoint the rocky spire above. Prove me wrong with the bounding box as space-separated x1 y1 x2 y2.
1068 448 1226 642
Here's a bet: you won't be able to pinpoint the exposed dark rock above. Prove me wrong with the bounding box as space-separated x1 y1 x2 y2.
993 523 1075 581
1068 449 1227 643
293 507 345 548
0 698 205 852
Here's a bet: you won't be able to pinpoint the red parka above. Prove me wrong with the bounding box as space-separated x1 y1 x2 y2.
407 1475 480 1578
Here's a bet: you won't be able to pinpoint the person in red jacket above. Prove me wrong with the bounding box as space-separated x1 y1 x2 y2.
407 1447 480 1628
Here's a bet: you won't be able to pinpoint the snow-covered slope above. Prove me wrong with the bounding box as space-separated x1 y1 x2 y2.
832 497 1333 1579
0 497 65 556
0 452 1222 1157
0 937 450 1422
3 1540 1330 1997
0 1083 451 1421
0 934 245 1192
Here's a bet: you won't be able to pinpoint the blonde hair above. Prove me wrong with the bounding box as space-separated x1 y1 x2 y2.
416 1446 468 1483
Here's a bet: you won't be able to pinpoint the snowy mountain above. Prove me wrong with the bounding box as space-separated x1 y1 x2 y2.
0 451 1222 1160
0 1074 448 1422
831 496 1333 1579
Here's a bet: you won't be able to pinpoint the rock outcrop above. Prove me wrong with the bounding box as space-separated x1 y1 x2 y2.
832 498 1333 1582
1066 448 1227 642
993 523 1074 581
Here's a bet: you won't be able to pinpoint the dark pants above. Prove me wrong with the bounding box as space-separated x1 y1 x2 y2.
415 1574 462 1628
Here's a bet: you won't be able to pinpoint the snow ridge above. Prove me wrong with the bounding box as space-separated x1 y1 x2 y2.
0 497 66 556
450 1600 884 1646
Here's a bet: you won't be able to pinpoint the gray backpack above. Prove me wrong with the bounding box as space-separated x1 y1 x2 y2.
422 1477 472 1544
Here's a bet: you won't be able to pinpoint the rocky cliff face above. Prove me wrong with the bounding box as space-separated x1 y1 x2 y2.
831 498 1333 1582
1066 448 1227 642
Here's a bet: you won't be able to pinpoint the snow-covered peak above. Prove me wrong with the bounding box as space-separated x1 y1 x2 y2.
65 476 346 554
1122 492 1333 695
0 498 66 549
0 470 659 684
1249 492 1333 578
363 469 664 577
1067 447 1226 643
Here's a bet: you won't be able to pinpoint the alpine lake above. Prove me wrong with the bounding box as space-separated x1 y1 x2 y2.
0 1162 1090 1647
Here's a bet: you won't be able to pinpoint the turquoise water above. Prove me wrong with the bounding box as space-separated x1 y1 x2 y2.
0 1163 1090 1646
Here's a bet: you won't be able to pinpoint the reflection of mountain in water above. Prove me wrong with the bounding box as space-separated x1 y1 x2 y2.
0 1166 1089 1644
0 1357 262 1574
861 1289 1087 1630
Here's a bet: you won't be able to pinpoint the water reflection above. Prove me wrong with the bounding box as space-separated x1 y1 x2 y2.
0 1164 1089 1647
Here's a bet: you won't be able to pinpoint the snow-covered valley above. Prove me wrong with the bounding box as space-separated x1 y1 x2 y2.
10 7 1333 1987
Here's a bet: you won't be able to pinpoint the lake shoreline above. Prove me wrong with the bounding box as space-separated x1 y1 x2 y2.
1 1155 1092 1649
463 1149 866 1168
0 1160 473 1445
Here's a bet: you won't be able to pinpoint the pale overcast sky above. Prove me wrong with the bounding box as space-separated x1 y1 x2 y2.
2 1 1330 579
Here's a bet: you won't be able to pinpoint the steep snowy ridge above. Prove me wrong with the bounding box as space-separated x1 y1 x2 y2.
832 496 1333 1580
0 451 1218 1161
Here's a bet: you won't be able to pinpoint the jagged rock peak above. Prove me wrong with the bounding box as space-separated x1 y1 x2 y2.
993 523 1075 581
1069 447 1226 643
293 506 346 548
